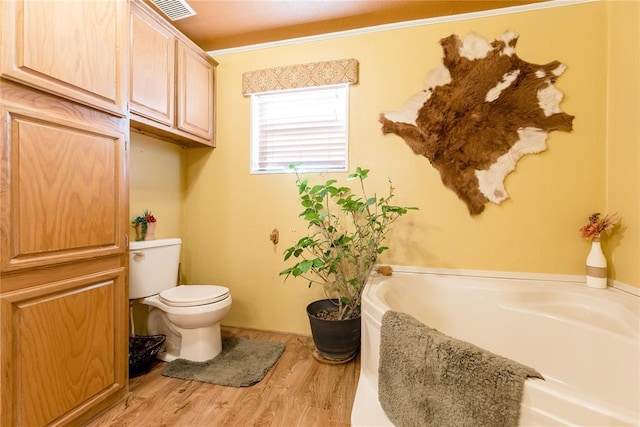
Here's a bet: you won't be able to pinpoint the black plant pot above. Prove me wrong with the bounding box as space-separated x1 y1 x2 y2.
306 299 361 362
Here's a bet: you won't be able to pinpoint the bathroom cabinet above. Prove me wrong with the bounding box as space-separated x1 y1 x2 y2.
0 78 129 427
0 0 128 116
1 0 217 424
0 0 129 424
130 0 217 147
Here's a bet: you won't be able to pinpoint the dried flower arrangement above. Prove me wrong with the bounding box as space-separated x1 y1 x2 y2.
579 212 619 241
131 210 157 241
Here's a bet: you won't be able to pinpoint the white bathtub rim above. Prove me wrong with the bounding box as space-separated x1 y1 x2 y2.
368 265 639 342
523 378 640 426
378 264 640 297
610 279 640 297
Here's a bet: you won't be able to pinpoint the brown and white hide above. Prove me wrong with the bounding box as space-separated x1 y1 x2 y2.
380 31 574 215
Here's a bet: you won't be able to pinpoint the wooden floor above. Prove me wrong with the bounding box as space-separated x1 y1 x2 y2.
87 327 361 427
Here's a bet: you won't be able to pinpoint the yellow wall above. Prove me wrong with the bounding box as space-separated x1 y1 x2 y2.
129 132 185 240
129 132 185 334
606 0 640 286
175 1 637 335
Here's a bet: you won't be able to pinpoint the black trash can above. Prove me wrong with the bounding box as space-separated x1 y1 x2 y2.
129 334 166 376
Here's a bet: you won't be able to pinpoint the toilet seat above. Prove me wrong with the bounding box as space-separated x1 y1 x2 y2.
159 285 230 307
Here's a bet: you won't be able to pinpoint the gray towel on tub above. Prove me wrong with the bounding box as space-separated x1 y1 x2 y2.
378 311 543 427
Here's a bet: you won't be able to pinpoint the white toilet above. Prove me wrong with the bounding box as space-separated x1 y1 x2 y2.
129 238 232 362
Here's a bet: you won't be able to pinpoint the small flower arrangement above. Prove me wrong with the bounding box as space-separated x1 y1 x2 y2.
131 210 157 241
579 212 619 241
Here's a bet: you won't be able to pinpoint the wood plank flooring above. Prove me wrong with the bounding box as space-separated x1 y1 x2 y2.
86 327 360 427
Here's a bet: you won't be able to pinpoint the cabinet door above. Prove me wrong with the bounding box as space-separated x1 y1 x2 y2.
0 266 127 426
0 81 128 276
0 0 128 116
130 3 175 126
176 40 215 144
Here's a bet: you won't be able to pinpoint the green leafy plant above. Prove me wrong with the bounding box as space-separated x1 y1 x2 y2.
131 209 156 241
280 166 418 320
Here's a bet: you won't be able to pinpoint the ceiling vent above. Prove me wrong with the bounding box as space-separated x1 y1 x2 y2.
149 0 196 21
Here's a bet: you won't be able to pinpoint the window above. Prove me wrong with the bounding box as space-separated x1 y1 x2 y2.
250 84 348 174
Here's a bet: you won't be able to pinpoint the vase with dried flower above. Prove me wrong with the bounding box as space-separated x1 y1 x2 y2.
579 212 619 288
131 210 157 241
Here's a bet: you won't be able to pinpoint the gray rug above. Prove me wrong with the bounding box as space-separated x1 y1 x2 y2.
162 336 285 387
379 311 543 427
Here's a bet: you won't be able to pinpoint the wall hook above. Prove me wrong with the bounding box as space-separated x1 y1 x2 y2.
270 228 279 245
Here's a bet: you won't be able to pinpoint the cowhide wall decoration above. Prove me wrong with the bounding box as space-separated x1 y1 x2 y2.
380 31 574 215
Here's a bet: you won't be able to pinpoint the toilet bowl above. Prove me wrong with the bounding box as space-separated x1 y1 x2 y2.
129 238 232 362
144 285 231 362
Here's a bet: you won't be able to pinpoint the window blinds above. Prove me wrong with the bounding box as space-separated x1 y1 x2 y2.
251 84 348 173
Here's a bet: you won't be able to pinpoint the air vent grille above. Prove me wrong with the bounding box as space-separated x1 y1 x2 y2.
149 0 196 21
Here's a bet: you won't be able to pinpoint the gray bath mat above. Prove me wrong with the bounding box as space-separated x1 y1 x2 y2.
379 311 543 427
162 336 285 387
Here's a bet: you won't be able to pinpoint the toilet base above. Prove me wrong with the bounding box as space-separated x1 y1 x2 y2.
147 307 223 362
178 322 223 362
156 349 178 363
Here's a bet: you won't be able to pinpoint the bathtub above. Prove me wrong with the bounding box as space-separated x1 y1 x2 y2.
351 266 640 426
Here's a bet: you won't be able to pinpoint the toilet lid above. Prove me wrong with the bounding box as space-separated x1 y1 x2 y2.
159 285 230 307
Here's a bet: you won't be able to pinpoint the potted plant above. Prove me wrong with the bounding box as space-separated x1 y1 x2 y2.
280 166 417 362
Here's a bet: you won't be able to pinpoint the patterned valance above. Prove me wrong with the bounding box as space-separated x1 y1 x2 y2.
242 58 358 95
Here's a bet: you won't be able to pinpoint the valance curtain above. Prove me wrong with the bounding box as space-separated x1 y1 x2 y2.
242 58 358 95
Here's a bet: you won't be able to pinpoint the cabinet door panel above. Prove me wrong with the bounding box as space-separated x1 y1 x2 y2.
0 81 127 273
130 6 175 126
177 41 215 142
0 0 128 115
17 118 116 250
0 269 127 426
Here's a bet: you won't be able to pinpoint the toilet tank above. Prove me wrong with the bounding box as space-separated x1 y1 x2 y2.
129 238 182 299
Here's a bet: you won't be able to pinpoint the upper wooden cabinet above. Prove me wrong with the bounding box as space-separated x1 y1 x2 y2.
129 3 175 127
0 0 128 116
129 0 216 147
176 40 215 142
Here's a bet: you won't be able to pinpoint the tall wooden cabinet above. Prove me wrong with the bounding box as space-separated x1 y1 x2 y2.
130 0 216 147
1 0 216 424
0 0 129 425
